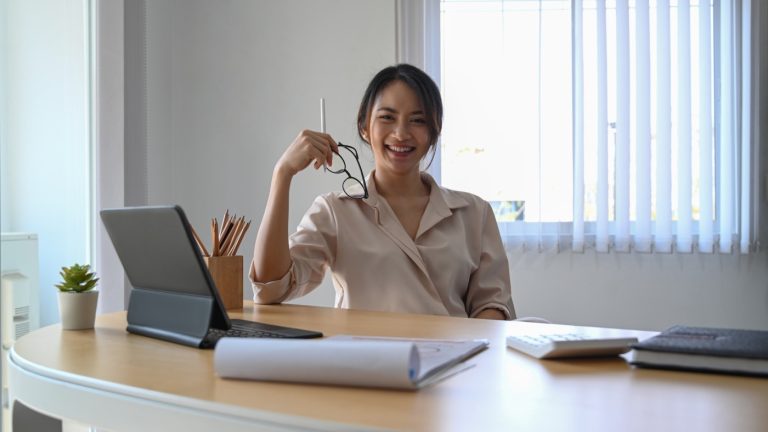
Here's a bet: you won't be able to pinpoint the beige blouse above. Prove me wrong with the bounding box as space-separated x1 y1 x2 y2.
250 172 516 319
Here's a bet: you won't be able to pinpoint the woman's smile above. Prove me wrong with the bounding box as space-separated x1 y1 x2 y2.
385 144 416 155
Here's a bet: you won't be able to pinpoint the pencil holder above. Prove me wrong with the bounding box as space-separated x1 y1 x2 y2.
204 255 243 310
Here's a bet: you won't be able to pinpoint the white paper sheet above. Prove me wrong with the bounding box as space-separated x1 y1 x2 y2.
213 336 488 390
328 335 488 382
214 338 419 389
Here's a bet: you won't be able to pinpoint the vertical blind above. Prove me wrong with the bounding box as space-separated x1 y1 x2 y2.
432 0 758 254
572 0 756 254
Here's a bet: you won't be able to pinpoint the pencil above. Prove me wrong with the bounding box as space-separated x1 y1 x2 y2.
229 220 251 257
221 210 231 238
212 218 220 257
224 217 244 256
219 218 235 249
233 218 247 256
220 218 238 256
320 98 326 133
189 224 210 257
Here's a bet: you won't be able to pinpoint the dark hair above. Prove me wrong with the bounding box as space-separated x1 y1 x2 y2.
356 64 443 163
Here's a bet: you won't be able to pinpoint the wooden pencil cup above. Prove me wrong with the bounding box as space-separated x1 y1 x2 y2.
204 255 243 310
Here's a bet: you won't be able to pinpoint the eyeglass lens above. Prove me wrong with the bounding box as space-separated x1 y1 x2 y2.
342 177 366 199
327 150 347 174
325 143 367 199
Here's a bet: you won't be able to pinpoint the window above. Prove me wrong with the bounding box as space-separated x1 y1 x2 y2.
441 0 571 226
0 0 92 326
434 0 758 253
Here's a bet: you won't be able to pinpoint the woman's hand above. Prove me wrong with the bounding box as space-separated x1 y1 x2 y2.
275 130 339 178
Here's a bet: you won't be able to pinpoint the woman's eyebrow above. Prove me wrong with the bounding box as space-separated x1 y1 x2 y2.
376 107 398 113
375 107 424 115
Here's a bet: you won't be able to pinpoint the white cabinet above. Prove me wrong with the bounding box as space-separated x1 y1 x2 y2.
1 232 40 429
1 233 39 339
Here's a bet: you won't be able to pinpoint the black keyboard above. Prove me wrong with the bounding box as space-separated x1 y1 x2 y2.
202 319 322 348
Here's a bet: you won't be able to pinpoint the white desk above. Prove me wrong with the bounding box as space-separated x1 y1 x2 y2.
10 304 768 431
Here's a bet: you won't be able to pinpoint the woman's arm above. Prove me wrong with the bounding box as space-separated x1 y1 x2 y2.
250 167 293 282
250 130 337 283
465 201 516 320
475 308 507 320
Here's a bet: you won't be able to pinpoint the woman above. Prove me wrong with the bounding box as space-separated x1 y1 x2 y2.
250 64 515 320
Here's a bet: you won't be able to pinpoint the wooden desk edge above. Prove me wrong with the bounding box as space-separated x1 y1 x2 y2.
8 345 385 432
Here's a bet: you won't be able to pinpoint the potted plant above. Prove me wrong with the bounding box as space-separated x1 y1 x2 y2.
56 263 100 330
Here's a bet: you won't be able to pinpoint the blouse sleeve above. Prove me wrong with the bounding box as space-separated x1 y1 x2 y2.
249 195 338 304
465 201 517 319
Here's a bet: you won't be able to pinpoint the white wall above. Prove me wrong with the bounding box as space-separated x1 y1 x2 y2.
92 0 127 314
1 0 90 326
0 0 8 233
759 0 768 246
126 0 394 308
124 0 768 332
511 250 768 331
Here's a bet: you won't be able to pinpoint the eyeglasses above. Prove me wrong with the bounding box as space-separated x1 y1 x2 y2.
325 143 369 199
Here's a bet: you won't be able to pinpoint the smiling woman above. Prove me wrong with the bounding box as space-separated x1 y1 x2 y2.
250 64 515 321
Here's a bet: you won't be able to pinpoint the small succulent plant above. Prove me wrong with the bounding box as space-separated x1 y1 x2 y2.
56 263 99 293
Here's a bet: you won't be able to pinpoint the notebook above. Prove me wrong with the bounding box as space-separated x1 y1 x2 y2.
100 205 322 348
629 325 768 377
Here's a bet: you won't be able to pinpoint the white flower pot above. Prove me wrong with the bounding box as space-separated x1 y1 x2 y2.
58 290 99 330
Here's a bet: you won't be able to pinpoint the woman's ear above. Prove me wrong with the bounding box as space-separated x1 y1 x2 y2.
361 129 369 143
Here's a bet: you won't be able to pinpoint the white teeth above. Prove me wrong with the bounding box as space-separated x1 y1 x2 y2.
387 145 413 153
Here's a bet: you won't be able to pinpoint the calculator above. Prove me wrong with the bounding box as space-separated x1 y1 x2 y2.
506 332 638 359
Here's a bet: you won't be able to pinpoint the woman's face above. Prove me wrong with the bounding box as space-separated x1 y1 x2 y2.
362 80 432 178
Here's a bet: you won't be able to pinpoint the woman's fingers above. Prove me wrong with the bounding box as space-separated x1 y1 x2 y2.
279 130 339 175
305 144 328 170
325 135 339 161
304 131 338 168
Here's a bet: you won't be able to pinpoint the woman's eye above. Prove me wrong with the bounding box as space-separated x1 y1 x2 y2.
378 115 394 121
411 118 426 124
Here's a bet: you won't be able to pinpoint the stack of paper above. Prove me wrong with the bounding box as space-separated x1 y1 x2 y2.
214 335 488 389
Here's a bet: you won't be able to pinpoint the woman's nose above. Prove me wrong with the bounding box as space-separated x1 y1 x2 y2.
391 121 411 140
